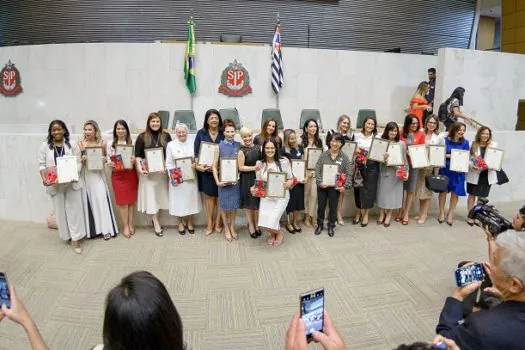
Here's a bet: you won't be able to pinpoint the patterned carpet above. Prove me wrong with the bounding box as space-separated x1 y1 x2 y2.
0 202 518 350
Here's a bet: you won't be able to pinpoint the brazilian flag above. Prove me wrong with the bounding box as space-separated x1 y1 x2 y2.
184 19 197 94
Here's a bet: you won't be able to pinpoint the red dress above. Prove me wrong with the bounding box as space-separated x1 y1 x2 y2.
111 168 139 205
409 96 427 128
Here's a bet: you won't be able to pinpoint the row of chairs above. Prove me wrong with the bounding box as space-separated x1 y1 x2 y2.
158 108 377 131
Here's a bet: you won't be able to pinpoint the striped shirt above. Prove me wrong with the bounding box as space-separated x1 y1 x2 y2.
314 150 354 188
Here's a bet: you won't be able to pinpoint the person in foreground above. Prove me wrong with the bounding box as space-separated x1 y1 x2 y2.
285 311 346 350
436 229 525 350
0 284 48 350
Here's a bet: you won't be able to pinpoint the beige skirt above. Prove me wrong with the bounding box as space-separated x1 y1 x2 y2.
415 168 434 200
137 172 169 214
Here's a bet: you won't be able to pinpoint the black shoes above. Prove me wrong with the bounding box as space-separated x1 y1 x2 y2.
250 230 258 239
314 226 324 235
327 226 335 237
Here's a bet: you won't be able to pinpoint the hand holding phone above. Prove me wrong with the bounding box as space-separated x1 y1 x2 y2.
0 272 11 309
455 263 484 287
300 288 325 338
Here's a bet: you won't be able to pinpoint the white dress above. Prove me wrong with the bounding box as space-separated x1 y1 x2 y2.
257 158 292 230
165 139 202 216
80 141 118 238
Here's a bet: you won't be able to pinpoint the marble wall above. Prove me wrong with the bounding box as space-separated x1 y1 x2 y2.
435 48 525 131
1 131 524 225
0 43 436 133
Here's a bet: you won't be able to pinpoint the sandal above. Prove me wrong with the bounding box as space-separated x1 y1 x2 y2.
402 219 409 226
224 231 232 242
103 233 111 240
273 233 284 247
293 224 302 233
285 223 295 234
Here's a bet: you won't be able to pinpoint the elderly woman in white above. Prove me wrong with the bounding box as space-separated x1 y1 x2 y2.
166 123 202 234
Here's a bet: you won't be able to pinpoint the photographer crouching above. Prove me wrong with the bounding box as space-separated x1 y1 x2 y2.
435 203 525 350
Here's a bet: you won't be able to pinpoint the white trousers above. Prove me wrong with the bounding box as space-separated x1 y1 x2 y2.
51 185 87 242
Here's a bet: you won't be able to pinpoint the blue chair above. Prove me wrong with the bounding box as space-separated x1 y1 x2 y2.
261 108 284 130
172 110 197 131
219 108 242 129
356 109 377 129
158 110 170 130
300 109 323 130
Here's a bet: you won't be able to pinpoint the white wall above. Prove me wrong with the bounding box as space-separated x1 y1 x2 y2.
435 48 525 130
0 42 436 133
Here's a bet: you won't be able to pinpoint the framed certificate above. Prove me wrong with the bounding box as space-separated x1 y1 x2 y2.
483 147 504 171
386 142 404 166
368 138 389 163
408 144 429 168
428 145 446 168
145 148 165 173
175 157 195 181
342 141 357 161
291 159 306 182
198 142 219 166
322 164 339 187
85 146 104 171
220 157 238 183
306 148 323 170
266 172 287 198
56 156 79 183
450 149 470 173
116 145 134 169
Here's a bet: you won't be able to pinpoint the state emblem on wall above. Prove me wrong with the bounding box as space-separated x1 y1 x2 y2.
218 60 252 97
0 60 23 97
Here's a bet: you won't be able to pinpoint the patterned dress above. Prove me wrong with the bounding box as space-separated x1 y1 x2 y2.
218 139 241 210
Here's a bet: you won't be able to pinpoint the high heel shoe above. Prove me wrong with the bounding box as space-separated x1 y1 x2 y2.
352 218 361 225
178 224 186 235
186 225 195 234
438 217 445 224
250 230 258 239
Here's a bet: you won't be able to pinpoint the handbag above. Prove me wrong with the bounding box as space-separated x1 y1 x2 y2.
496 169 509 185
353 167 364 188
425 175 449 193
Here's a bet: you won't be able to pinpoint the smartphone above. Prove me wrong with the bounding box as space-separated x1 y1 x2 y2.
300 287 324 338
455 263 484 287
0 272 11 309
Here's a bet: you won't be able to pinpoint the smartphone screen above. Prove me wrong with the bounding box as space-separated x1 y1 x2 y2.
455 263 484 287
300 287 324 338
0 272 10 309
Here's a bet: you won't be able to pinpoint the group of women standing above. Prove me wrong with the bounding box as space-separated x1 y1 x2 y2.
39 108 501 253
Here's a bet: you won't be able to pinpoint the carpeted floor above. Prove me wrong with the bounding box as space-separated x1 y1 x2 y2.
1 202 517 350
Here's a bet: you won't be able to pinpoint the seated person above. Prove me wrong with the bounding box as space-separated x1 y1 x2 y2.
435 208 525 350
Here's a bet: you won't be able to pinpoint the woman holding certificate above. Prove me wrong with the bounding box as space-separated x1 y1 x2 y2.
415 115 444 224
194 109 224 236
325 114 355 225
438 122 469 226
398 114 425 225
254 118 282 147
377 122 407 227
301 119 324 228
106 120 139 238
353 117 379 227
135 112 172 237
314 133 353 237
252 138 294 247
38 120 86 253
466 127 498 226
79 120 118 240
212 120 241 242
238 127 263 239
166 123 201 235
280 129 305 234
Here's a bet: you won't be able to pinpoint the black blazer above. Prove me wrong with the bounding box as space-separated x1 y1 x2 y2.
436 297 525 350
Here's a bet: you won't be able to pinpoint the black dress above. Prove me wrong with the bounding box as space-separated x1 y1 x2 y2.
354 160 379 209
467 147 491 197
239 145 261 210
193 128 224 197
281 147 305 213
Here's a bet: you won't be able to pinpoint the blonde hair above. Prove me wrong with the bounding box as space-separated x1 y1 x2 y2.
415 81 429 96
83 120 102 143
239 127 252 138
337 114 352 134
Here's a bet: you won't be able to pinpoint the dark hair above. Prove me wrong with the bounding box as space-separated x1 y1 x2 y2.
261 137 282 168
103 271 184 350
301 118 323 149
447 87 465 106
203 109 223 131
471 126 492 156
223 119 236 131
144 112 169 148
428 68 436 74
519 207 525 230
260 118 279 145
329 132 346 147
381 122 400 142
394 342 433 350
424 115 440 135
448 122 466 142
402 114 420 138
360 116 377 136
112 119 132 149
47 120 71 149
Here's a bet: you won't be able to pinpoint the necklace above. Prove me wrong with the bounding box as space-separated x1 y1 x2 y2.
152 134 160 147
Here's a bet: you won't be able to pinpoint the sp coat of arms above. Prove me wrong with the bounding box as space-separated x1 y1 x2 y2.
0 60 23 97
218 60 252 97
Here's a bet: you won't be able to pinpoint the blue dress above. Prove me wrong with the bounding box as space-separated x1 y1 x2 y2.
218 139 241 210
194 128 224 197
439 137 469 196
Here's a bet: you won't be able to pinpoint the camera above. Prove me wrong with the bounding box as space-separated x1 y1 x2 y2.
468 198 512 236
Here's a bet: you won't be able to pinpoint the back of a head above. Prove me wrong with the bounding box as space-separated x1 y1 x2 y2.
103 271 184 350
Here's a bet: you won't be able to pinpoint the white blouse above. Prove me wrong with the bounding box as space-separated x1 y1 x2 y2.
354 132 375 150
38 141 83 192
